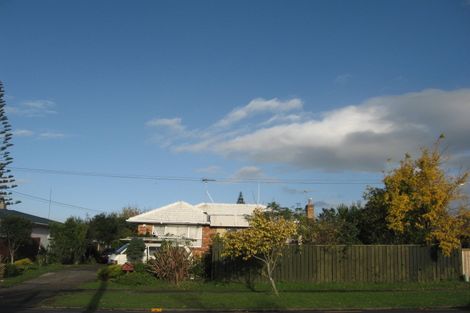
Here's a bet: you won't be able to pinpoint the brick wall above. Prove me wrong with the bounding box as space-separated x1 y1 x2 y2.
137 224 153 236
192 226 216 256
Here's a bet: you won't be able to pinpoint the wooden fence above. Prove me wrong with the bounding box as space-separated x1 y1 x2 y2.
462 249 470 279
211 244 462 283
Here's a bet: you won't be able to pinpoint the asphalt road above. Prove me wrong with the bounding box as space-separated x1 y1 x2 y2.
0 264 100 312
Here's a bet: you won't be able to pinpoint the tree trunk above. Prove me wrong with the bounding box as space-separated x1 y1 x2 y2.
9 247 14 264
265 261 279 296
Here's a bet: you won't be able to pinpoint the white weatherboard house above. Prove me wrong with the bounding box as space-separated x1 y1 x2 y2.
126 201 265 253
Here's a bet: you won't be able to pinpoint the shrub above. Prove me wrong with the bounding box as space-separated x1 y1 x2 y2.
97 264 123 281
133 262 147 273
0 262 5 279
36 246 49 266
114 271 155 286
5 263 22 277
14 258 33 269
125 238 146 264
147 241 192 285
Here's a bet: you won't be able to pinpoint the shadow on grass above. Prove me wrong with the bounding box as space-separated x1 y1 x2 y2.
83 280 107 313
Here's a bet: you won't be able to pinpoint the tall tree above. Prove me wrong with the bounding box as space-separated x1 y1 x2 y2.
49 217 89 264
222 209 297 296
359 188 396 244
0 216 32 263
383 136 468 255
0 81 19 208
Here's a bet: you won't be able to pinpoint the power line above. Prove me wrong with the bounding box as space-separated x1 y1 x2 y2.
8 166 383 185
12 191 106 213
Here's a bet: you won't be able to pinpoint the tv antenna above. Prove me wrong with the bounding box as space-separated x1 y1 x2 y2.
202 178 215 203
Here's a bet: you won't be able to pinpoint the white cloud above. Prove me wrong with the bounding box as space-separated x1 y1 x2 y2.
12 129 34 137
335 73 352 84
39 131 66 139
214 98 303 128
146 117 186 133
195 165 221 174
150 88 470 172
231 166 265 181
6 100 57 117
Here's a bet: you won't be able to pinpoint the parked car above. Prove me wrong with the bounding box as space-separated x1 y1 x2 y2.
107 242 161 264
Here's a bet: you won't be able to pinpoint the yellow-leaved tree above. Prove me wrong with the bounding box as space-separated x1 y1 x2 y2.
384 136 468 256
222 209 297 296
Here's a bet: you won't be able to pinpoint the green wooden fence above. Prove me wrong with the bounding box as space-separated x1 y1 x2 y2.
211 244 462 282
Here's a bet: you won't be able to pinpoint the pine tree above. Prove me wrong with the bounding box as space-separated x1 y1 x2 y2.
237 191 245 204
0 81 19 208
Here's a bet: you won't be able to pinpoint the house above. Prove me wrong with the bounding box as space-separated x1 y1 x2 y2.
0 208 55 249
126 201 266 254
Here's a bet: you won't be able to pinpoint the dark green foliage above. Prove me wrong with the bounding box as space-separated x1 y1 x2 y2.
0 81 20 208
359 187 396 244
133 262 147 273
125 237 145 264
297 204 362 245
97 264 123 281
265 202 303 220
114 271 155 286
0 262 4 279
49 217 88 264
0 216 33 263
88 212 135 249
4 263 21 277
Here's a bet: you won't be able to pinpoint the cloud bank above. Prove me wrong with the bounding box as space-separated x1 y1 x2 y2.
147 90 470 172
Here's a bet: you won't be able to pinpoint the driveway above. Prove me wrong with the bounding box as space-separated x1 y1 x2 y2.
0 264 100 312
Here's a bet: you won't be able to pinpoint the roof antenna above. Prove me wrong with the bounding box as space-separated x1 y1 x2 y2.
202 178 215 203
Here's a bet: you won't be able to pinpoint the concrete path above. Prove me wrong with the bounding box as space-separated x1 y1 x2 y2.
0 264 100 312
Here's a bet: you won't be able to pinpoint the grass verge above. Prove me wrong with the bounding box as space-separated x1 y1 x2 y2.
44 280 470 310
0 264 68 288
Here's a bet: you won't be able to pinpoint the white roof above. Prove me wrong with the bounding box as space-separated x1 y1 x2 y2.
127 201 265 228
196 203 266 227
126 201 209 225
195 202 264 215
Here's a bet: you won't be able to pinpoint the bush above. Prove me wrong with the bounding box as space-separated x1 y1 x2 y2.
114 271 155 286
97 264 123 281
147 241 192 285
14 258 34 269
0 262 5 279
36 246 49 266
5 263 22 277
125 238 146 264
133 262 147 273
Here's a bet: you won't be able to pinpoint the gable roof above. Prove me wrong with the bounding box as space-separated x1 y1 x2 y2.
195 202 264 215
196 203 265 227
127 201 265 228
126 201 209 225
0 209 56 226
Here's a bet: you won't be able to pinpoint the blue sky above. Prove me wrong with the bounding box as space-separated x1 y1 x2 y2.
1 0 469 221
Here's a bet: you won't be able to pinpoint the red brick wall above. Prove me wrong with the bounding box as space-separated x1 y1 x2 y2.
192 226 216 257
137 224 153 236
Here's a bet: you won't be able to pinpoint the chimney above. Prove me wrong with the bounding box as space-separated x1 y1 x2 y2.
0 198 6 210
305 198 314 219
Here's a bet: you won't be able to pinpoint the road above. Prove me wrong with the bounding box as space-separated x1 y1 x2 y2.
0 264 99 313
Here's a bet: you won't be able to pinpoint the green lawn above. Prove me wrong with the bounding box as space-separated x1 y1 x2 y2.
80 279 470 292
0 263 67 288
44 280 470 310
